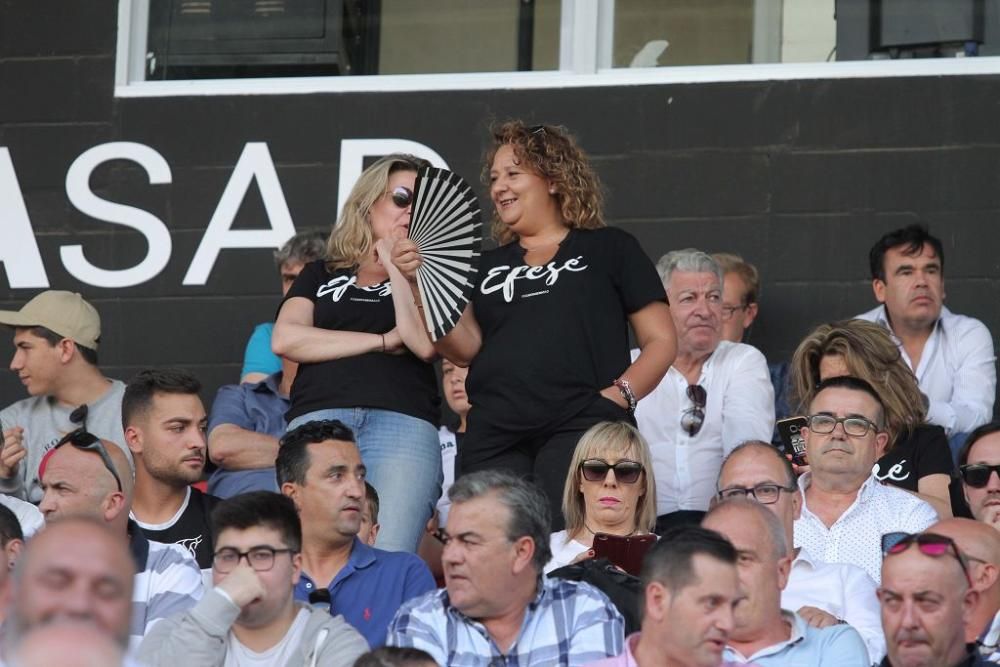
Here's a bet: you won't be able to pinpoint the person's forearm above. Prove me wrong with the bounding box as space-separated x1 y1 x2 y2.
621 336 676 401
388 270 436 361
209 425 280 470
272 322 384 363
431 304 482 367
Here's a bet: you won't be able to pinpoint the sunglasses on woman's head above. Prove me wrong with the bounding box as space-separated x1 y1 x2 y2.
959 463 1000 488
580 459 644 484
881 531 971 586
53 429 123 493
388 186 413 209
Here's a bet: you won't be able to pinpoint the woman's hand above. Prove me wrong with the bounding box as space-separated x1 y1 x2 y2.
382 328 407 355
570 548 596 565
374 237 395 268
391 238 423 282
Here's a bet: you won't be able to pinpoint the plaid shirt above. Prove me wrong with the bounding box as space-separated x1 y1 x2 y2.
387 576 624 666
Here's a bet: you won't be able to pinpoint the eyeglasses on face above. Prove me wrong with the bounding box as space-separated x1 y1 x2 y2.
881 531 971 586
959 463 1000 489
53 429 123 493
580 459 644 484
387 185 413 209
212 546 295 573
681 384 707 437
805 413 879 437
720 303 748 321
718 483 796 505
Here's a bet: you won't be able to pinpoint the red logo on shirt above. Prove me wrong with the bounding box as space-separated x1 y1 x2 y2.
363 608 372 621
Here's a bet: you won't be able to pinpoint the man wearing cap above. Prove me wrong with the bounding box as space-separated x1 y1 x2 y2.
0 290 130 503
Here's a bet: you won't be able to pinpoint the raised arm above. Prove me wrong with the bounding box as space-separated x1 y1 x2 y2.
272 297 389 363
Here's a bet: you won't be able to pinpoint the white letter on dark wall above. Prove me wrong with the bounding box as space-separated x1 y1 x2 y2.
0 148 50 288
63 142 173 288
337 139 449 219
183 142 296 286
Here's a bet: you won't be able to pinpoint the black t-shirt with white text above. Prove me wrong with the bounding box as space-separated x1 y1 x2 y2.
281 261 440 425
135 487 220 569
874 423 954 492
467 226 666 433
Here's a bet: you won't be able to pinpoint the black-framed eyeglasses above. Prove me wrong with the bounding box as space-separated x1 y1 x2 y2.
388 185 413 209
580 459 644 485
681 384 707 437
718 483 796 505
53 429 122 493
720 303 748 321
882 531 972 586
959 463 1000 489
212 546 295 573
805 414 879 437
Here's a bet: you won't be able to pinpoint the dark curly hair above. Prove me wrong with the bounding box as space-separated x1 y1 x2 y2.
484 121 605 244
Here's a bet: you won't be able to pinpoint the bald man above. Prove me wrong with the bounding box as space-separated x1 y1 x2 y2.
3 516 133 659
38 434 203 648
932 517 1000 657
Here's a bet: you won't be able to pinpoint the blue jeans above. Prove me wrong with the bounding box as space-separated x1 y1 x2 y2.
287 408 441 553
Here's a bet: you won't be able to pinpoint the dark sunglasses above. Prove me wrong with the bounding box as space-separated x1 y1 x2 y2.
959 463 1000 489
53 429 123 493
388 186 413 209
882 531 971 586
70 403 88 432
580 459 644 485
681 384 707 437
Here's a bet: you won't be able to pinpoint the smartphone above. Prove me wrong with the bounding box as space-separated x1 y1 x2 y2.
777 416 809 466
592 533 656 576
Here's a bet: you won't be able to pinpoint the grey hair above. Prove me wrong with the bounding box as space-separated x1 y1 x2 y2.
704 497 788 559
448 470 552 572
273 230 327 269
655 249 723 290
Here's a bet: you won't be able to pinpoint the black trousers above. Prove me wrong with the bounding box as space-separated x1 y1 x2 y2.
458 396 633 532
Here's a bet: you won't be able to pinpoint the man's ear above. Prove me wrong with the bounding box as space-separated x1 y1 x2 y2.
511 536 536 575
776 554 793 591
123 425 143 454
103 491 127 523
57 338 76 364
874 431 890 459
975 563 999 593
5 538 23 570
743 302 759 329
370 522 381 544
281 482 300 508
872 278 887 304
962 587 980 625
644 580 669 623
791 489 803 521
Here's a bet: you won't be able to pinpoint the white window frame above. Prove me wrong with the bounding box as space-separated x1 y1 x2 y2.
115 0 1000 99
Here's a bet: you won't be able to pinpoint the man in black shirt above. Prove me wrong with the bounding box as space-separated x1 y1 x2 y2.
124 368 219 571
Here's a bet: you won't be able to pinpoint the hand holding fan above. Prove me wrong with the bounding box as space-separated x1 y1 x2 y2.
408 168 483 341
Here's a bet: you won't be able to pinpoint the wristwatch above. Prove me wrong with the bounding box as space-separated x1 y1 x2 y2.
613 378 637 415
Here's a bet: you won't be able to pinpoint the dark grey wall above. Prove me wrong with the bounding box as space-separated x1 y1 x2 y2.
1 0 998 412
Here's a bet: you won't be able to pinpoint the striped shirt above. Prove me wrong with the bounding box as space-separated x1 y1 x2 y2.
387 576 623 666
128 520 204 650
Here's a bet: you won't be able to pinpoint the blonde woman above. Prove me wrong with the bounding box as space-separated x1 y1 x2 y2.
544 421 657 572
273 154 441 552
790 319 954 516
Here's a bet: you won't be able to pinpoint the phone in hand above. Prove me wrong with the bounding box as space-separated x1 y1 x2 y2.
777 416 809 467
592 533 657 576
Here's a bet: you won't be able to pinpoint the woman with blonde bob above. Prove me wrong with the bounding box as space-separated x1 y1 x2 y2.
544 421 657 572
274 153 442 552
391 121 676 527
790 319 954 516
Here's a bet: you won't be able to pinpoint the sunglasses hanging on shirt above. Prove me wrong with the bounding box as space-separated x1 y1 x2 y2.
681 384 706 437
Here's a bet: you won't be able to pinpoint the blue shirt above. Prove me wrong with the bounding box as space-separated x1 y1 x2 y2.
295 537 436 649
387 575 623 666
723 611 869 666
206 372 288 498
241 322 281 378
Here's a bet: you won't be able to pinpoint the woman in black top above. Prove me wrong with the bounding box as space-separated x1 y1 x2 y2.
273 154 441 553
790 319 954 516
391 122 677 526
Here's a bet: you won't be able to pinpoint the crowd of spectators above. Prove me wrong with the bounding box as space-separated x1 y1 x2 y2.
0 120 996 666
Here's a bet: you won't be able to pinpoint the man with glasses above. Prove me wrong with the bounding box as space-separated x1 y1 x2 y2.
138 491 368 666
879 531 987 666
276 420 434 648
635 250 773 528
957 423 1000 531
702 499 869 665
795 376 938 584
0 290 131 503
387 470 623 665
37 430 204 647
716 440 885 663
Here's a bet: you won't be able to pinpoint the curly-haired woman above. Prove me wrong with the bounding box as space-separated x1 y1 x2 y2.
392 122 676 525
273 154 441 553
